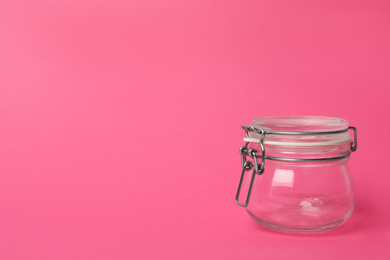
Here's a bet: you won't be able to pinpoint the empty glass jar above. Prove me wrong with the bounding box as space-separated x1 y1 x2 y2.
235 116 357 234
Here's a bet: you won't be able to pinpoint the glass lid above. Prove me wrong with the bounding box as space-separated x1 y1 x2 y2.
252 116 349 133
246 116 352 147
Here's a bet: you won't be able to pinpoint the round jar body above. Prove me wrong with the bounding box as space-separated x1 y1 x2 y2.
244 156 354 234
236 116 357 234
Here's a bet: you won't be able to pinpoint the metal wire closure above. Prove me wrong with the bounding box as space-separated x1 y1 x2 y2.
349 126 358 152
235 125 358 207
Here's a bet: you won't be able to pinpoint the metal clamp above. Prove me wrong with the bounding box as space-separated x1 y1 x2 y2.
235 124 358 207
235 126 266 207
348 126 358 152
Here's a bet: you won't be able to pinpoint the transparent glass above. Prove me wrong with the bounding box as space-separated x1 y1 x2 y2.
244 159 354 234
238 116 356 234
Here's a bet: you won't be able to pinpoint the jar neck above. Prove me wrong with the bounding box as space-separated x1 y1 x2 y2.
264 157 350 167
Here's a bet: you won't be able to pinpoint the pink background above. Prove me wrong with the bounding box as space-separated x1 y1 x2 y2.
1 0 389 259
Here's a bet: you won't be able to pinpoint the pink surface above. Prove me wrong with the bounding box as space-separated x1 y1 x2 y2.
1 0 390 259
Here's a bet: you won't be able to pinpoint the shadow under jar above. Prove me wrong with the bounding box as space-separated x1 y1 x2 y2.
235 116 357 234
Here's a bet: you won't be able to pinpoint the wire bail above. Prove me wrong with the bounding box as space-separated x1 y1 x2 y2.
235 126 266 207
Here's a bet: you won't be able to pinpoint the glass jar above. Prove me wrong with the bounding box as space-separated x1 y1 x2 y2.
235 116 358 234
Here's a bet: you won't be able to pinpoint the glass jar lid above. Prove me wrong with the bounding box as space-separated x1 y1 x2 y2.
252 116 349 133
244 116 355 160
246 116 352 147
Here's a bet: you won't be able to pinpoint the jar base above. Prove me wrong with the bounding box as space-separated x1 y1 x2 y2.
247 210 349 234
